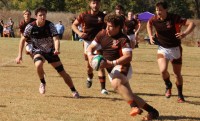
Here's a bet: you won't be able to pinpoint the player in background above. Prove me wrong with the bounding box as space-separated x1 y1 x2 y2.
147 1 195 102
133 13 141 48
87 13 159 121
19 9 36 57
72 0 108 94
124 11 139 49
15 7 80 98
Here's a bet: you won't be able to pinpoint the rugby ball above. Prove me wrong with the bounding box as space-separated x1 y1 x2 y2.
91 55 104 71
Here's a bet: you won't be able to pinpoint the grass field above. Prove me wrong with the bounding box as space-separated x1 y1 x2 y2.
0 38 200 121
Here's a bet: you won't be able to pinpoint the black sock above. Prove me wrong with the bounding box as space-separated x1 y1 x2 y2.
164 78 172 89
88 73 94 79
143 103 155 112
40 78 46 84
128 100 138 108
70 87 76 92
99 76 106 90
176 84 183 96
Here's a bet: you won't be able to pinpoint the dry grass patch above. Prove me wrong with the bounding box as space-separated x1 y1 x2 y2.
0 38 200 121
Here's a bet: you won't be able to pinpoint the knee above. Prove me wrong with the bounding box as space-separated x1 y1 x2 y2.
34 57 44 69
174 73 182 79
55 65 64 73
111 79 121 91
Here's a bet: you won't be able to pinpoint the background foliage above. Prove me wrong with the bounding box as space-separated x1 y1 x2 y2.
0 0 200 18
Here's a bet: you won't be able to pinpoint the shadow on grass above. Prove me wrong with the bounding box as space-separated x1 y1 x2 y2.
135 71 199 77
0 105 7 108
47 94 123 101
134 72 160 76
0 65 26 68
159 115 200 120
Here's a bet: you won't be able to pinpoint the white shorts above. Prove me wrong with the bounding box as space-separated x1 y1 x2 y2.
108 65 133 82
127 34 136 43
127 34 136 48
157 46 181 61
84 40 101 54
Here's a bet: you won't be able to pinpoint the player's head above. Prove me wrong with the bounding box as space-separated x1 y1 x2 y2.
89 0 101 13
104 13 124 36
127 11 133 20
23 9 31 15
23 9 31 19
155 1 168 18
115 4 124 15
35 6 47 16
88 0 100 2
35 7 47 23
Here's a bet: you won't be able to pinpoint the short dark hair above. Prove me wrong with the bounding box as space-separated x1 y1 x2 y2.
35 6 47 15
115 4 124 11
155 1 168 9
89 0 100 2
104 13 124 29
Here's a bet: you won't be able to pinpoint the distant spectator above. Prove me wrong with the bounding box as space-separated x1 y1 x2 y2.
3 24 10 37
55 20 65 40
0 19 4 37
7 17 15 38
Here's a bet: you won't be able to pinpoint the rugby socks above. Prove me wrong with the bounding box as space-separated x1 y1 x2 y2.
40 78 46 84
128 100 138 108
164 77 172 89
143 103 156 113
176 84 183 96
70 87 76 92
98 76 106 90
88 73 94 81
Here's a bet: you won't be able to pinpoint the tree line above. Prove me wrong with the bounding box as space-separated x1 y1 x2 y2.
0 0 200 19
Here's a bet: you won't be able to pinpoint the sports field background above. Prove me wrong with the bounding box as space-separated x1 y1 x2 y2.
0 38 200 121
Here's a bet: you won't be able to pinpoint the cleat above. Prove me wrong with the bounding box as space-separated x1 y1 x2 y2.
165 89 172 98
86 80 92 88
177 95 185 103
72 91 80 98
39 83 46 94
101 89 108 95
142 109 159 121
130 107 143 116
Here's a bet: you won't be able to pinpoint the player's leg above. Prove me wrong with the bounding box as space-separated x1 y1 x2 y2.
50 61 79 98
109 69 159 119
170 46 184 102
98 68 108 94
157 49 172 98
84 40 94 88
127 34 136 49
33 54 46 94
24 40 34 59
172 63 184 102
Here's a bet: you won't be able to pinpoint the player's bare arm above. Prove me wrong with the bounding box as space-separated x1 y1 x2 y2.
53 36 60 55
147 21 155 44
86 42 97 64
175 19 196 39
15 36 27 64
72 19 87 39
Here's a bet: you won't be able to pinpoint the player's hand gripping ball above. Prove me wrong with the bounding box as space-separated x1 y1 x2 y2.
90 55 105 71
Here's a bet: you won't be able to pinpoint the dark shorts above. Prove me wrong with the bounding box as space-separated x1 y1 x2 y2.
33 51 60 63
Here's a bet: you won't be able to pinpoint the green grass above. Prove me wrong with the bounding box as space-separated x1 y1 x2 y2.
0 38 200 121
